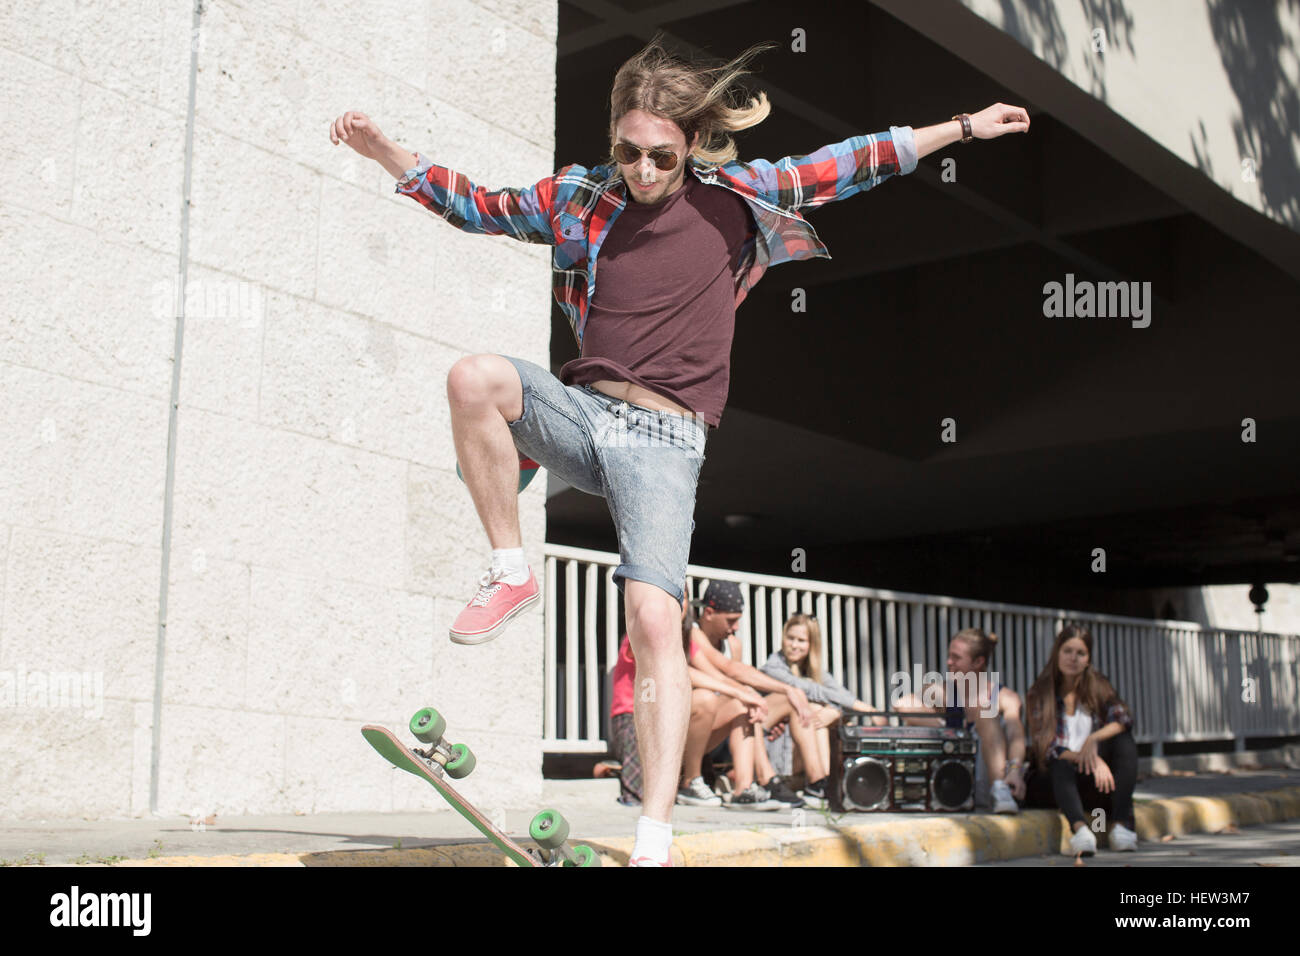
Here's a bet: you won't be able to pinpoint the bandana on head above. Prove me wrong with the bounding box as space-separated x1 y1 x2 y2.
702 581 744 614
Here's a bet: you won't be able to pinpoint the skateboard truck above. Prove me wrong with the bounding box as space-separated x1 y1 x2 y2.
409 707 476 779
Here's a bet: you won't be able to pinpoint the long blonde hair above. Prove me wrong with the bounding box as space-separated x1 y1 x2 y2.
781 614 822 683
606 34 776 168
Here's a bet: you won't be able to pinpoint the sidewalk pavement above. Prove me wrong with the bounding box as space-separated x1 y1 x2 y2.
4 768 1299 867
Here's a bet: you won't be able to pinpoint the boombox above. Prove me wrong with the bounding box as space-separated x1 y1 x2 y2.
829 716 978 812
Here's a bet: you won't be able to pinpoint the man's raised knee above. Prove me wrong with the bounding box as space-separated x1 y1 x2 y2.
446 354 522 420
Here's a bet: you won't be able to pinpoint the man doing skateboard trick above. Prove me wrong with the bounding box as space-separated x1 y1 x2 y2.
331 37 1029 866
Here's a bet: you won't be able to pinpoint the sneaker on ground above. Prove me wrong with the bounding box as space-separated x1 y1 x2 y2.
762 776 805 808
676 776 723 807
629 855 672 866
991 779 1019 814
1109 822 1138 851
1068 825 1097 856
724 783 781 811
449 567 539 645
801 778 829 808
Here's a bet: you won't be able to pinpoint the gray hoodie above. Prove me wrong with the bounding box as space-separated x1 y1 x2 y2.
760 651 856 777
761 651 857 709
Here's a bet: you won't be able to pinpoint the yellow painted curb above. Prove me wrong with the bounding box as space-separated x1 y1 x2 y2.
1133 786 1300 841
71 785 1300 867
114 853 306 867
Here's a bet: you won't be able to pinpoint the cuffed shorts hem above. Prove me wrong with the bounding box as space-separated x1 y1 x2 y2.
613 564 686 605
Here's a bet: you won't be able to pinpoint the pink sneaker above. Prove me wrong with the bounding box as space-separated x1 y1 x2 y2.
628 855 673 867
449 567 539 645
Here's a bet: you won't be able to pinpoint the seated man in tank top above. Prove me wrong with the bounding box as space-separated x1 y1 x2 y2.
891 628 1027 813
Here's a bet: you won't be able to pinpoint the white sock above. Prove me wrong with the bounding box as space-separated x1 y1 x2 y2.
490 547 529 585
631 815 673 864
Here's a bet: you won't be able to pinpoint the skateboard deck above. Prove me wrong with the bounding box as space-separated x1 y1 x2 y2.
362 720 598 867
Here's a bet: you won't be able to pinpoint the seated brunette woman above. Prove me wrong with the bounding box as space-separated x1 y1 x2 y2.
1023 623 1139 855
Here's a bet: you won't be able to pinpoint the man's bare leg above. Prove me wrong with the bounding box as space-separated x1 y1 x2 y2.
680 689 721 785
704 699 746 754
970 710 1008 780
753 730 777 784
680 697 747 786
729 720 757 791
445 354 525 548
625 580 691 826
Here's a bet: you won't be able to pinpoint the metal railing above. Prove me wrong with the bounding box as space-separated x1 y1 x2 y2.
541 544 1300 755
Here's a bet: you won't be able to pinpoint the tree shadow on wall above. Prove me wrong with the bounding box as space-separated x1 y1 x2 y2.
995 0 1138 101
1204 0 1300 228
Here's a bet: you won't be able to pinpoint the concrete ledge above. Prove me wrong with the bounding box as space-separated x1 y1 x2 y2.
1142 743 1300 776
67 786 1300 867
1134 787 1300 839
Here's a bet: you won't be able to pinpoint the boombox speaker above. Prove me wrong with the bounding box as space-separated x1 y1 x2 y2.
829 716 978 812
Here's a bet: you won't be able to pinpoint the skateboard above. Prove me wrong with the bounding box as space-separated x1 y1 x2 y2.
455 455 540 494
362 707 600 867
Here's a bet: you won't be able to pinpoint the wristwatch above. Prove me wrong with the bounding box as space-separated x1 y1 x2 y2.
951 113 973 143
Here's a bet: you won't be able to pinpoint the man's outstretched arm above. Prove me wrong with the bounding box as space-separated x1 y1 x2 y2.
329 110 558 245
740 102 1029 210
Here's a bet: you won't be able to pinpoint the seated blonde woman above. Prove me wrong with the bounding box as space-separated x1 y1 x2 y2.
761 614 877 801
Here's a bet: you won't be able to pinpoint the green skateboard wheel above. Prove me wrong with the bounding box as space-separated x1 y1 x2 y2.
529 809 569 849
409 707 446 744
445 742 475 779
567 845 601 867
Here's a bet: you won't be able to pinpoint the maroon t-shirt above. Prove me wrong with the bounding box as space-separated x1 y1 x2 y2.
559 176 752 427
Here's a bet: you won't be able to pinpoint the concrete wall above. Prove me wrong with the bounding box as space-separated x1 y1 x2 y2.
0 0 556 819
1141 584 1300 634
951 0 1300 232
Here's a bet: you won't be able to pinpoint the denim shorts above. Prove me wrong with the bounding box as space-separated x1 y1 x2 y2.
500 355 707 605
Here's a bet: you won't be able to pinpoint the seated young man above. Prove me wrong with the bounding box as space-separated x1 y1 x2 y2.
893 628 1026 814
687 582 828 807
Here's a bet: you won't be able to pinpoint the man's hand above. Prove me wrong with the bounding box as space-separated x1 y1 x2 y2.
330 111 417 180
969 103 1030 139
737 686 765 708
739 688 767 723
330 111 390 160
766 719 788 743
1005 767 1026 800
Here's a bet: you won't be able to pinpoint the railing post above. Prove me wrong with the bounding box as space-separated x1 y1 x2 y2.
544 555 557 741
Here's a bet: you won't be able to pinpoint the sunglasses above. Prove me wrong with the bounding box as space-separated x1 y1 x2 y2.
612 142 682 171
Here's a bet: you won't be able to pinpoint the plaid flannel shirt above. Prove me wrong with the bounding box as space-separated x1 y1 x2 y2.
1047 693 1134 761
394 126 917 350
